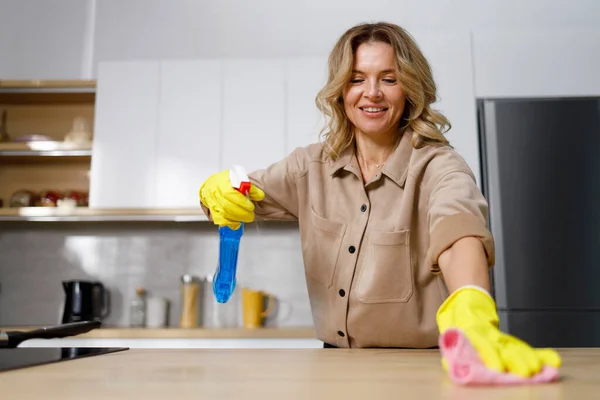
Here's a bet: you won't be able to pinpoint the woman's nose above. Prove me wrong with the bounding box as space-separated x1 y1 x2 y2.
364 81 382 98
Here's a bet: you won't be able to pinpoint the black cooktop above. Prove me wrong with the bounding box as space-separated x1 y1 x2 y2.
0 347 129 372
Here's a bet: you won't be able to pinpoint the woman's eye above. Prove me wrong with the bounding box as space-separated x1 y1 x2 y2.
383 78 397 84
350 78 363 84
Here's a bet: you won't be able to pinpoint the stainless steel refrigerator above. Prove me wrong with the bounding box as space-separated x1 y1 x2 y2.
478 97 600 347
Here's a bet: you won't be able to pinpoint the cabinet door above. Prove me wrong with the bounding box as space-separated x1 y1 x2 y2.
221 60 286 174
89 61 160 208
155 60 222 208
93 0 201 74
0 0 93 80
285 58 328 153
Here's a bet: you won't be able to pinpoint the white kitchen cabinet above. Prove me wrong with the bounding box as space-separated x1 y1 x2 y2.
0 0 94 80
93 0 202 75
221 59 286 174
285 58 328 153
155 60 222 208
89 61 160 208
472 28 600 98
90 58 327 208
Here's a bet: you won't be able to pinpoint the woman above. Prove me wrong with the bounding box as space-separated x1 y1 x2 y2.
199 22 560 378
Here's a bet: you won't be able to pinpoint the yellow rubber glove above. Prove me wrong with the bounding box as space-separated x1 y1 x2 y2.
436 286 561 377
199 169 265 230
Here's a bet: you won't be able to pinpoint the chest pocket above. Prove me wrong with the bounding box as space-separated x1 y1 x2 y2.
356 230 413 303
302 208 347 288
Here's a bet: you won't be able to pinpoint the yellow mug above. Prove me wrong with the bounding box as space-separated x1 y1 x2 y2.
242 288 275 328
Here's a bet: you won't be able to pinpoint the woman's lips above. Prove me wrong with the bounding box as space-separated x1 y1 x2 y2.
359 106 388 118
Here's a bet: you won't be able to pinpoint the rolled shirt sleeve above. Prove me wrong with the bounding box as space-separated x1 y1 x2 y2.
425 167 495 273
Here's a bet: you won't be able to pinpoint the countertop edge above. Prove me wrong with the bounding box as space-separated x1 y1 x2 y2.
0 327 316 339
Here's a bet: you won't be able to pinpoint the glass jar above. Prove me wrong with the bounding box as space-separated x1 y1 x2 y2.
129 287 146 327
180 274 203 328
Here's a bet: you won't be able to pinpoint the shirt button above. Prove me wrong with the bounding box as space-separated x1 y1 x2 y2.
339 289 346 297
348 246 356 254
337 331 345 338
360 204 367 212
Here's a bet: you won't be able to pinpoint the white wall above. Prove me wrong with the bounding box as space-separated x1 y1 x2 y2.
2 0 598 82
93 0 600 62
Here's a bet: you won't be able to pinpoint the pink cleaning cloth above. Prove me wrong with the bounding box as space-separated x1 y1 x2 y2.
438 328 560 386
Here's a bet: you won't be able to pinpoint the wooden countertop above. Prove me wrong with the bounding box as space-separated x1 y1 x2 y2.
1 348 598 399
1 326 316 339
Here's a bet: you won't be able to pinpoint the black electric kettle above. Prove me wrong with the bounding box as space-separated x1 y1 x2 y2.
61 280 110 323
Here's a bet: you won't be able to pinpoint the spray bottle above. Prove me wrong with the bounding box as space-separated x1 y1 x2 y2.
212 165 251 303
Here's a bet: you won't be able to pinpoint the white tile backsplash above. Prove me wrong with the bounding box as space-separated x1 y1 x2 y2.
0 221 313 328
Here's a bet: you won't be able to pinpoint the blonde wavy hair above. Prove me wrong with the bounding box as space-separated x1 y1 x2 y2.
316 22 451 159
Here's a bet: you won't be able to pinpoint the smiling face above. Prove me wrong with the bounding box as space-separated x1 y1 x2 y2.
342 41 406 142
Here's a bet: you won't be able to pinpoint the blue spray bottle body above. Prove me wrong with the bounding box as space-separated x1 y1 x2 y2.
213 223 244 303
212 165 251 304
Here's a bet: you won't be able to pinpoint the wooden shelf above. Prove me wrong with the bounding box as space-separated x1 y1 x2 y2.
0 141 92 157
0 80 96 88
0 80 96 103
0 82 95 209
0 327 315 339
0 79 96 92
0 207 210 222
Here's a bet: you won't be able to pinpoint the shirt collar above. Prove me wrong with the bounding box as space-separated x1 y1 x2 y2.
329 130 413 188
329 144 354 175
381 131 413 188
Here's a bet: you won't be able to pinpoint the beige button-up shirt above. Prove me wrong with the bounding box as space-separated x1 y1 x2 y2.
243 131 494 348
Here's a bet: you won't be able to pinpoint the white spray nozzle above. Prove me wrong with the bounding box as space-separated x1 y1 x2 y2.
229 165 250 195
